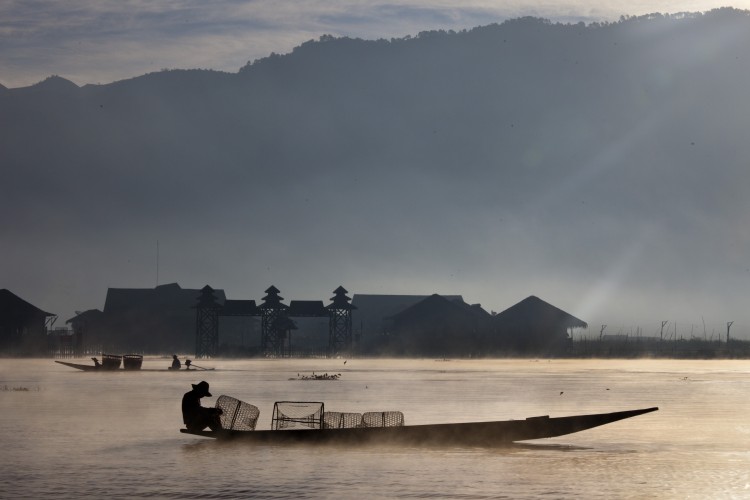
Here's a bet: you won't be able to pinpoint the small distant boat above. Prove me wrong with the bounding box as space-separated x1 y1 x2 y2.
55 354 132 371
55 360 112 371
180 398 658 446
168 359 215 371
55 359 214 372
167 366 215 371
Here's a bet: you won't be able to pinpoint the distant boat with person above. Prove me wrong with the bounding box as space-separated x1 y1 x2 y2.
55 354 214 371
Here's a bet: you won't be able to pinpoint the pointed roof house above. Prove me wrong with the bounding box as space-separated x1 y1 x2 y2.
352 294 464 327
493 296 587 328
0 289 55 320
390 294 490 323
491 296 587 353
379 294 491 356
351 294 465 353
66 309 104 326
0 289 55 353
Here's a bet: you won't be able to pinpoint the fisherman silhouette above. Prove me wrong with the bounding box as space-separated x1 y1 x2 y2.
182 381 222 432
91 357 101 368
171 355 181 370
185 359 192 370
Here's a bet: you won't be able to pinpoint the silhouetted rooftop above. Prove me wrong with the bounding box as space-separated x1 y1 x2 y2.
289 300 327 317
352 294 464 321
222 300 259 316
0 289 54 319
390 294 488 322
65 309 104 324
494 296 587 328
103 283 226 315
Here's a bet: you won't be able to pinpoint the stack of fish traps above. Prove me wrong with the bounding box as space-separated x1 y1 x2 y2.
361 411 405 428
213 398 405 431
323 412 363 429
122 354 143 370
323 410 404 429
101 354 122 369
216 395 260 431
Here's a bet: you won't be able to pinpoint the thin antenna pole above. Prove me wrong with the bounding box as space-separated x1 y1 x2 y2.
727 321 734 343
156 240 159 287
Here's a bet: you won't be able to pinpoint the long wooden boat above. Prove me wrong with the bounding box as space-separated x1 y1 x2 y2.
179 406 658 445
54 361 214 372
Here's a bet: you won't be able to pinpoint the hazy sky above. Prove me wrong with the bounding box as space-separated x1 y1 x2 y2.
2 0 749 88
2 1 750 342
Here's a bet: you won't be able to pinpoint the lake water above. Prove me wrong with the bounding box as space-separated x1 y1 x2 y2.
1 358 749 499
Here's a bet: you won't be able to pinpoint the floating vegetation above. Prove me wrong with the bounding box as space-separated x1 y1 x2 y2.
290 372 341 381
1 385 40 392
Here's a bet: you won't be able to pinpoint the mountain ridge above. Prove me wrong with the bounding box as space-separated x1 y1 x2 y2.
2 8 749 327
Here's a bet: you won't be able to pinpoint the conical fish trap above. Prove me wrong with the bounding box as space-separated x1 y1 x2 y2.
215 395 260 431
272 401 324 430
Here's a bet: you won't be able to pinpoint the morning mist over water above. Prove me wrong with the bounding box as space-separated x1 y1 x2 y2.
2 358 749 498
2 9 750 340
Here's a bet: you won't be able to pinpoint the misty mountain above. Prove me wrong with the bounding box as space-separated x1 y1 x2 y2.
2 8 750 329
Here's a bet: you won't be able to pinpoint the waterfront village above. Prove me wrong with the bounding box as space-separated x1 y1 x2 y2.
1 284 749 359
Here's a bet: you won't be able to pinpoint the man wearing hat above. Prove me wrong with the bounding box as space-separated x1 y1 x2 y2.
182 381 222 431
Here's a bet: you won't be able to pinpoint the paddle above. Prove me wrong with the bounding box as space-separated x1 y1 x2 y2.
187 362 214 371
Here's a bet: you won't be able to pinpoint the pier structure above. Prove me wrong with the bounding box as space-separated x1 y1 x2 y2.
286 298 327 356
220 298 259 349
259 286 293 357
194 284 356 358
326 286 356 356
257 285 356 357
194 285 221 358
